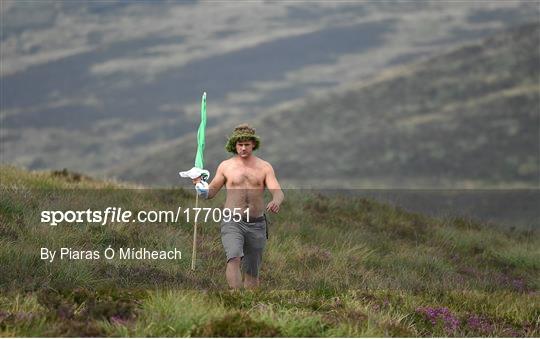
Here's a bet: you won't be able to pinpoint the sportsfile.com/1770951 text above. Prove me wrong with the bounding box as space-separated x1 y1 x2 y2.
40 207 250 226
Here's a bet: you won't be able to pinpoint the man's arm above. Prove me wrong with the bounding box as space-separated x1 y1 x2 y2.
194 162 226 199
207 162 226 199
264 163 284 213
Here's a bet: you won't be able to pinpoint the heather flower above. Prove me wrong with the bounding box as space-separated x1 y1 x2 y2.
511 278 525 291
0 311 36 325
110 315 129 325
466 314 493 334
14 312 35 322
416 306 460 333
492 273 528 292
502 327 520 337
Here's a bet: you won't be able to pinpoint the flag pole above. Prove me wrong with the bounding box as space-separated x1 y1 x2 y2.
191 91 206 271
191 192 198 270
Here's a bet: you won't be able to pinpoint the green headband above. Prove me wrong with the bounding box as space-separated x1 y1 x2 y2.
225 132 261 154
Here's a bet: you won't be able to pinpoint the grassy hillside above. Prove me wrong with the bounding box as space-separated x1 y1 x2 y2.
1 166 538 337
112 23 539 188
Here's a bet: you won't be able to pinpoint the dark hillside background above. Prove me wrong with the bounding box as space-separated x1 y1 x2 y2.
113 23 539 190
2 1 538 188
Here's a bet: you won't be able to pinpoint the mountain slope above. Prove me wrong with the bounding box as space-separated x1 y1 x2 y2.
2 2 539 178
112 23 539 188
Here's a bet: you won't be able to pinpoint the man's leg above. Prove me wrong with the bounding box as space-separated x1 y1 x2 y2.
243 219 266 289
221 221 246 289
226 257 243 289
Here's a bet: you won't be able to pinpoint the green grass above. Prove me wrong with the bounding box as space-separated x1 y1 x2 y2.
1 165 539 336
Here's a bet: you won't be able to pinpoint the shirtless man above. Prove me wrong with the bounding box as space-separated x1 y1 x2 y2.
193 124 284 289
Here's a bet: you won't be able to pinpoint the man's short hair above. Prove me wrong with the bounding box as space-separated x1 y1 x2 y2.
225 123 261 154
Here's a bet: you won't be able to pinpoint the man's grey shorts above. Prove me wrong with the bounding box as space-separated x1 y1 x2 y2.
221 216 267 277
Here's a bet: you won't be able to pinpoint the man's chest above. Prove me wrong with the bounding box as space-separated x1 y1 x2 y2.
225 166 265 187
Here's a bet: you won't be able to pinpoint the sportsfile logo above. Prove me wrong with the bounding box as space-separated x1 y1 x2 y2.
41 207 132 226
40 207 250 226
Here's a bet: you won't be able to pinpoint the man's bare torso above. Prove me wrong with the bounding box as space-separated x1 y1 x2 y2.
221 156 267 218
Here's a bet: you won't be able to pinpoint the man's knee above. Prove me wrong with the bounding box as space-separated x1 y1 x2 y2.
227 257 241 265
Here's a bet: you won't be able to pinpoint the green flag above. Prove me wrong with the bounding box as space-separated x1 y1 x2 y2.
194 92 207 169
